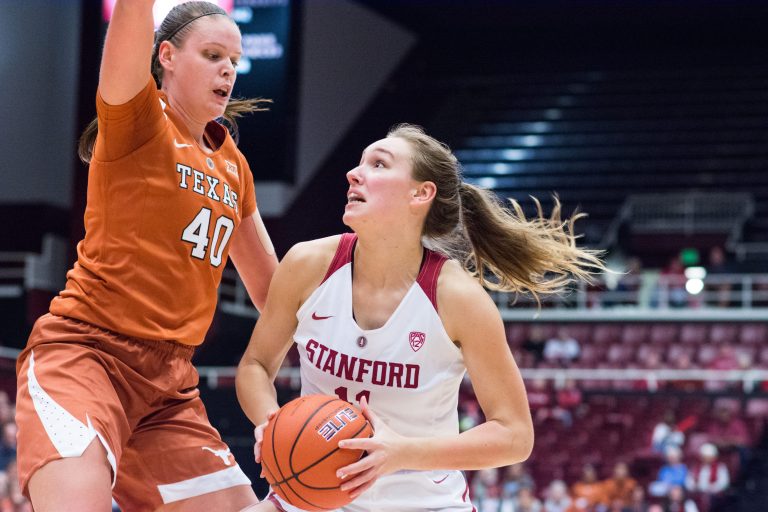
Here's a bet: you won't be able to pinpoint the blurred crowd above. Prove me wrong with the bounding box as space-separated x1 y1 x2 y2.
466 438 737 512
0 392 29 512
461 387 756 512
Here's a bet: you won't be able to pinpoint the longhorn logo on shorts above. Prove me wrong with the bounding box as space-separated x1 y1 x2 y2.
202 446 233 466
409 331 426 352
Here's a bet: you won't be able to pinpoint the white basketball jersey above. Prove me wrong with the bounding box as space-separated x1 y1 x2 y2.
274 233 475 512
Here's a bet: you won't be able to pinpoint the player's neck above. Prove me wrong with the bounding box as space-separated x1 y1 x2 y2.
163 90 212 151
353 234 423 288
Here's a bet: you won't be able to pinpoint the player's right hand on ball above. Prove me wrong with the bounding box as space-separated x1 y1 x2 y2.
253 410 277 467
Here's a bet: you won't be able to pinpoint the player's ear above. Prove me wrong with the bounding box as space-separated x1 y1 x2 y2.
157 41 175 71
411 181 436 206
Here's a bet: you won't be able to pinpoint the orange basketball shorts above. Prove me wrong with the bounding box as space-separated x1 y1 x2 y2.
15 314 251 511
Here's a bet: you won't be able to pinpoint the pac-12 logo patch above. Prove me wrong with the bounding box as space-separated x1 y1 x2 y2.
225 160 238 176
409 331 426 352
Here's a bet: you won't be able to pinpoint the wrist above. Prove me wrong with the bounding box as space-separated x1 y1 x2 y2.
395 435 421 471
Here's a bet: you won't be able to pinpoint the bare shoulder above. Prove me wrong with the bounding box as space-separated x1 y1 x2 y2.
279 235 343 300
436 259 500 341
284 235 342 268
437 259 487 302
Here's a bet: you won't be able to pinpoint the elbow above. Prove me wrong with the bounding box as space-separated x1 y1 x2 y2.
501 421 534 465
514 423 535 463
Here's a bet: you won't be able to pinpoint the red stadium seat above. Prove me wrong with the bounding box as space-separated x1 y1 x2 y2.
740 324 768 346
505 323 529 347
607 345 634 364
621 324 650 345
649 323 680 345
592 324 622 346
746 398 768 418
709 323 739 345
680 323 709 345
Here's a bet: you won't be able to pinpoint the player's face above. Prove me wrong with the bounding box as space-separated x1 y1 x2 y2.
343 136 420 230
167 16 242 121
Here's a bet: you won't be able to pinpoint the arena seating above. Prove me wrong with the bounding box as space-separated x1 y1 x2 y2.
440 66 768 251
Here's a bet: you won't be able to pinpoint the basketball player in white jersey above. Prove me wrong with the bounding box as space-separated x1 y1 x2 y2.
237 124 603 511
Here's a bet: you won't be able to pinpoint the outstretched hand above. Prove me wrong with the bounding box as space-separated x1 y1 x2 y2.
335 396 408 499
253 410 277 476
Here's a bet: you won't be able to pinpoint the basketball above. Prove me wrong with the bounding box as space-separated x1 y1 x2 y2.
260 394 374 511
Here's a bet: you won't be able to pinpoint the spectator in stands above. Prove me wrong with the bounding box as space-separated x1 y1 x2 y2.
543 480 573 512
0 423 16 473
661 485 699 512
602 462 638 508
686 443 729 504
0 393 12 426
513 487 543 512
649 446 689 497
655 254 688 308
527 378 553 420
544 328 581 364
570 463 607 510
471 468 502 512
523 326 548 365
501 462 535 500
460 399 483 432
754 276 768 308
2 459 32 512
551 379 583 427
651 411 686 454
704 246 733 308
624 486 651 512
614 256 643 307
705 403 749 451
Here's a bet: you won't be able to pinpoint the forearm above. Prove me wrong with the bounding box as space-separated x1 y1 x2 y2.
235 360 280 426
399 419 533 471
229 214 279 312
100 0 156 103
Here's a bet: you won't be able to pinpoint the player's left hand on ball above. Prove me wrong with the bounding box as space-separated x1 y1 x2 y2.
335 396 407 499
254 410 277 472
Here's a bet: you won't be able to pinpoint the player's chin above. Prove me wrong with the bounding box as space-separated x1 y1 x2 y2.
210 106 227 121
207 99 228 119
341 211 360 229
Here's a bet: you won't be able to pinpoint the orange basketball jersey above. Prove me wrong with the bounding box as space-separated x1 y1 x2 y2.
50 79 256 345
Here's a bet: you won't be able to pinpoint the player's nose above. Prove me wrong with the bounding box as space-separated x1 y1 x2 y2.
346 166 363 185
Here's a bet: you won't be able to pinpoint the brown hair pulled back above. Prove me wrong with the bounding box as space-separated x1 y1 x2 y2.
387 123 604 303
78 1 269 163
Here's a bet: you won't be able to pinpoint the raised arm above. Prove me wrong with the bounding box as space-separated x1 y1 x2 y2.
99 0 156 104
228 210 279 312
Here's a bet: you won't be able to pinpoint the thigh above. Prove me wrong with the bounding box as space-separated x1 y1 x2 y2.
16 333 130 498
113 395 256 512
27 438 113 512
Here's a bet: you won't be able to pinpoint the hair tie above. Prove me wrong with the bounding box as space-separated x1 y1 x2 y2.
165 11 220 41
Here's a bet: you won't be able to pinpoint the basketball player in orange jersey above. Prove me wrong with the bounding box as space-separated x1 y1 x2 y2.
15 2 278 511
237 124 604 511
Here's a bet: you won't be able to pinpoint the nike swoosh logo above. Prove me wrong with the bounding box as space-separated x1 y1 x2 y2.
432 474 450 484
174 138 193 148
311 312 333 320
